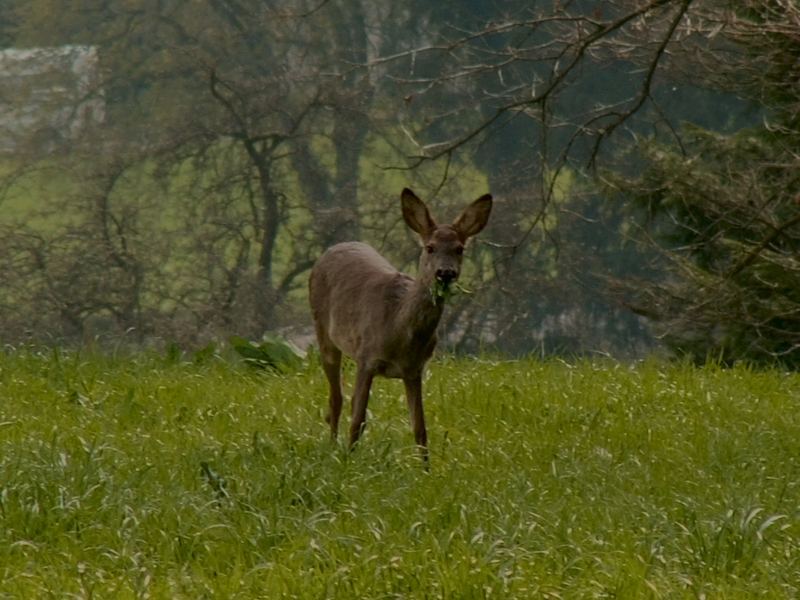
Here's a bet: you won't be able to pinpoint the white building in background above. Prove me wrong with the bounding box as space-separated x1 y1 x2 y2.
0 45 105 153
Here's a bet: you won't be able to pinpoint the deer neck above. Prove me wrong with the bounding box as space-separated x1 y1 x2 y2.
396 277 445 342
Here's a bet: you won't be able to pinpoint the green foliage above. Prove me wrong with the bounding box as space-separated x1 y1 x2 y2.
606 1 800 366
612 125 800 366
229 334 306 372
192 341 218 364
1 351 799 597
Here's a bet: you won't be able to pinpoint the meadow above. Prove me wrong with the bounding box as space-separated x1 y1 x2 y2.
0 349 798 598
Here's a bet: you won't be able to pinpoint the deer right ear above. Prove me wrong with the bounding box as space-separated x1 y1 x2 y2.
401 188 436 237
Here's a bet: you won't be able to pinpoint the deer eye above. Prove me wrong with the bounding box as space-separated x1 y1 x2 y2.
426 245 435 254
455 246 464 256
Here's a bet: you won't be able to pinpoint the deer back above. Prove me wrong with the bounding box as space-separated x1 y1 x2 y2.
309 241 442 376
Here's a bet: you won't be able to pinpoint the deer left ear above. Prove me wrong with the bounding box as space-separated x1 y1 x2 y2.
453 194 492 240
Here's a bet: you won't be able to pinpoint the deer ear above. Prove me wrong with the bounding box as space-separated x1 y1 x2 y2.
401 188 436 237
453 194 492 239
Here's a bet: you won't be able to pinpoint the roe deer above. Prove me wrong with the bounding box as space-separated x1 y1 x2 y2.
308 188 492 459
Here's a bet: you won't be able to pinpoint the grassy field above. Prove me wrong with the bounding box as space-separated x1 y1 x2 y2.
1 349 798 598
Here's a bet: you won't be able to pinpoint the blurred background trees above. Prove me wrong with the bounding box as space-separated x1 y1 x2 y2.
1 0 797 365
608 0 800 365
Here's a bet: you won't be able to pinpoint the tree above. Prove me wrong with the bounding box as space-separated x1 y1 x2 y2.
0 0 412 345
608 1 800 365
3 0 786 360
0 145 165 344
368 0 710 354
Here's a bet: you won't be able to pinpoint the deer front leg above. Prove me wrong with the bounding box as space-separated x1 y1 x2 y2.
349 366 375 448
403 375 429 463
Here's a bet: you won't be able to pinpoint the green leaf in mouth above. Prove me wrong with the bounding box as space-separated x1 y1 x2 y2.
430 280 472 303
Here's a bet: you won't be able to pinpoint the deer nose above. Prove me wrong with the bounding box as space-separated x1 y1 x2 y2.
435 268 458 284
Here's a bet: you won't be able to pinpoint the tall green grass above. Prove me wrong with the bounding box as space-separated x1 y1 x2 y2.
1 350 798 598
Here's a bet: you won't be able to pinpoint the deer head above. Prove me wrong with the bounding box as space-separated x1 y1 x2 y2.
400 187 493 292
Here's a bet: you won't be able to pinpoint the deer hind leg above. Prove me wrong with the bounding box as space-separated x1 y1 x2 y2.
321 347 343 439
349 365 375 448
314 319 344 439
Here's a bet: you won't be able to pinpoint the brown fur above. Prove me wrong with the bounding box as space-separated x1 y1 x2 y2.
309 188 492 459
